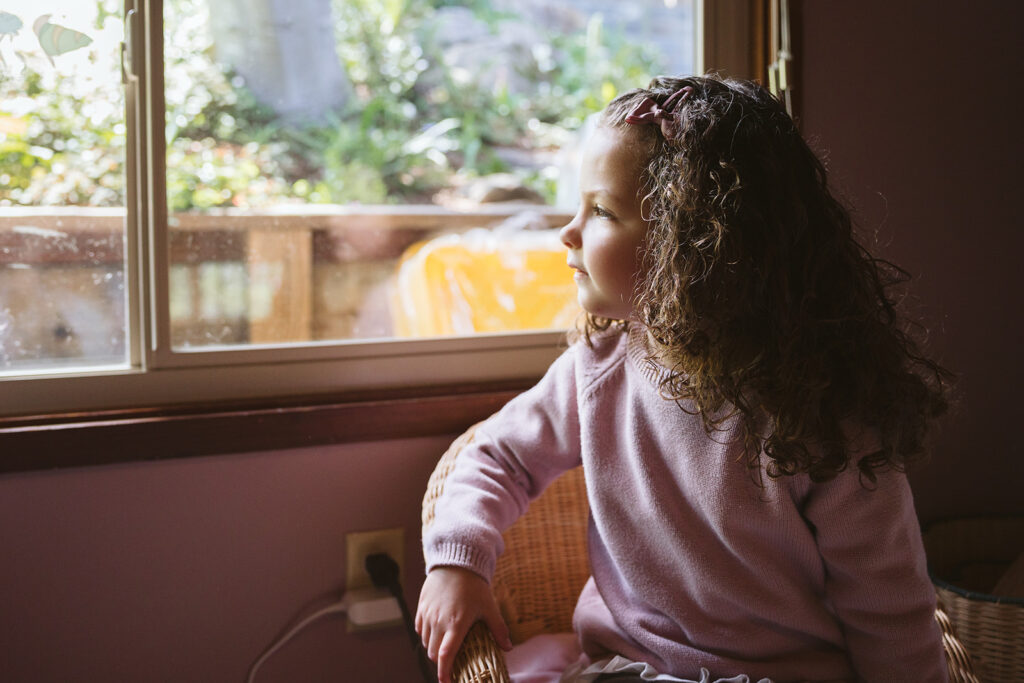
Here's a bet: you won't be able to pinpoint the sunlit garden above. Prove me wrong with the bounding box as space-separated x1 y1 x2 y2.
0 0 687 210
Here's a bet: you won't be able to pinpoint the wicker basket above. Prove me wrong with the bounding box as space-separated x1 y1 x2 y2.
923 517 1024 682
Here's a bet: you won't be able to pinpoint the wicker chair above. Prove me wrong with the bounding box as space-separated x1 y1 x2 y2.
422 423 980 683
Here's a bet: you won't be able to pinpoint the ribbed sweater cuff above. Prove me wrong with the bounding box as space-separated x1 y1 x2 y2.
425 541 495 583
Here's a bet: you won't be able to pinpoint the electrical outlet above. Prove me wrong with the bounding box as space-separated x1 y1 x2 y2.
345 527 405 591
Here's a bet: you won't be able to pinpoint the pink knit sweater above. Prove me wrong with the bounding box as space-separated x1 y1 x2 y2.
424 328 948 682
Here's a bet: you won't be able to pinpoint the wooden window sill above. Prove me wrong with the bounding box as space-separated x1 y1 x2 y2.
0 380 530 474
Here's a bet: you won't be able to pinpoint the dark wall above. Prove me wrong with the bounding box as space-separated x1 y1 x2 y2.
794 2 1024 522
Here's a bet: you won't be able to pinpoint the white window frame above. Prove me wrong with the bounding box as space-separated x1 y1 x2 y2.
0 0 759 418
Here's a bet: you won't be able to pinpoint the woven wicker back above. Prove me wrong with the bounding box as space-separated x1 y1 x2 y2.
422 422 591 644
492 464 590 642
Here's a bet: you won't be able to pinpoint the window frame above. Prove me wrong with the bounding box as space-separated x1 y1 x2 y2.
0 0 767 422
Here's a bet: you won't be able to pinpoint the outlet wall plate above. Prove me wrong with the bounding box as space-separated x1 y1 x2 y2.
345 527 405 591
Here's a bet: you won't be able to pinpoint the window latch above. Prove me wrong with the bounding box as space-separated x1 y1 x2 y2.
121 8 137 84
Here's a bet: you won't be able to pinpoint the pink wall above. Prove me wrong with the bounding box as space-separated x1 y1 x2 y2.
0 436 451 682
794 1 1024 521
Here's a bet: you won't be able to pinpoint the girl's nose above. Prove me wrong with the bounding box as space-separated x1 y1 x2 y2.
559 209 583 249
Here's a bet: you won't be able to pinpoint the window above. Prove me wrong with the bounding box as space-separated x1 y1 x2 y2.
1 0 757 418
0 2 128 373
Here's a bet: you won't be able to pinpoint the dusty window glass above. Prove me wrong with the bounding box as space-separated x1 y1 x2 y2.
164 0 695 348
0 1 127 371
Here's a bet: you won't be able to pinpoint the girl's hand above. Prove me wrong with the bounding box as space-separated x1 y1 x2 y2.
415 566 513 683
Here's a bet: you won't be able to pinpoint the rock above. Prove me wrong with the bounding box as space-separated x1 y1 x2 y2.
418 8 541 97
470 173 546 204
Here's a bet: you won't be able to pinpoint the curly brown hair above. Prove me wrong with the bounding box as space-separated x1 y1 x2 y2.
580 75 951 483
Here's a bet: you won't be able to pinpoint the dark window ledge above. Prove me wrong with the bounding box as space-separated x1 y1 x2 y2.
0 381 530 474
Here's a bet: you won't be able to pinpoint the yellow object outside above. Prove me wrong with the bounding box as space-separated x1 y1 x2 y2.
392 228 580 337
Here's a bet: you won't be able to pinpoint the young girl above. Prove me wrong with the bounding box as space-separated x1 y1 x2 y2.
416 75 951 683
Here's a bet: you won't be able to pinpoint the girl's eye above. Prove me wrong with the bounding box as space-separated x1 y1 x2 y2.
593 205 614 219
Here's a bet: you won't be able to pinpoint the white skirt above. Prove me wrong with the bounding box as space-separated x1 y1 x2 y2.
561 655 772 683
505 633 772 683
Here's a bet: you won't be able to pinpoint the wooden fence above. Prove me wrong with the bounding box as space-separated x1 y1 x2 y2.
0 205 572 363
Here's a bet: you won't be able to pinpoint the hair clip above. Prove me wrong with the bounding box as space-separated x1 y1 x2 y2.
624 86 693 140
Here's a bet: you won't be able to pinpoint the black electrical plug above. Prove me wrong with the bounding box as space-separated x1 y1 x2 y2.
365 552 401 593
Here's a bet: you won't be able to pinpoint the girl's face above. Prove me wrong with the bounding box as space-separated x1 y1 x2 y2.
559 124 650 321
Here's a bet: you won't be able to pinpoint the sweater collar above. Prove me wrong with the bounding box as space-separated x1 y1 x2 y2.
626 324 673 388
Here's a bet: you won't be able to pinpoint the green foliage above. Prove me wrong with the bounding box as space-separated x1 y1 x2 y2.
541 16 664 128
162 0 292 209
1 0 665 209
0 24 126 207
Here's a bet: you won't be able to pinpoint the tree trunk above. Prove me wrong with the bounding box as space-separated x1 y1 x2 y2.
208 0 351 123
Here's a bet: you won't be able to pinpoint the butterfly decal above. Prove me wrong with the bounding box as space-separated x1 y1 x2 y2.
0 11 95 69
33 14 93 65
0 11 23 67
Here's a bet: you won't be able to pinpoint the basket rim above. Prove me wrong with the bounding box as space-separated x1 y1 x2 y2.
930 573 1024 607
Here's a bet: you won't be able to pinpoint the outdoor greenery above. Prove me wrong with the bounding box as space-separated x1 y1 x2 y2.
0 0 664 210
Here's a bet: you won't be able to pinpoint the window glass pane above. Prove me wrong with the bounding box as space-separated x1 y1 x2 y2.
164 0 695 348
0 1 127 371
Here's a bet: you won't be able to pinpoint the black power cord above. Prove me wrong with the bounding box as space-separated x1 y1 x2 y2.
366 553 437 683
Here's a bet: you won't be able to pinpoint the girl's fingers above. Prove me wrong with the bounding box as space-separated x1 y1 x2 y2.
419 618 431 654
436 628 461 683
483 607 512 650
426 621 441 662
430 629 445 682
